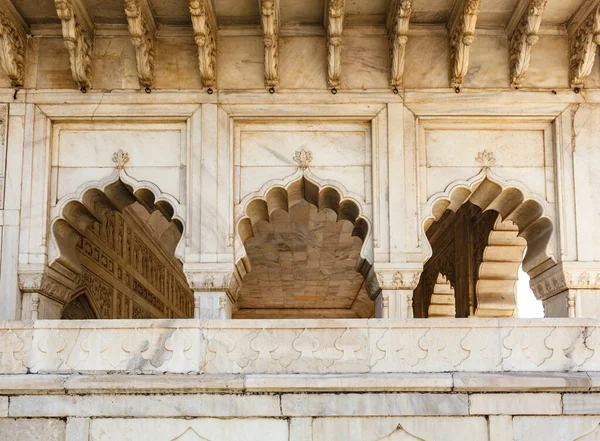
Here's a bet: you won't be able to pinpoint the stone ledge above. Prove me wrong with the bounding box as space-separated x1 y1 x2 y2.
469 393 562 415
454 372 592 392
9 394 282 418
281 393 469 416
0 373 598 395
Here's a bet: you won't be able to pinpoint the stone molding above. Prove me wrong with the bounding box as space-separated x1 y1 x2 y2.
448 0 481 91
124 0 156 90
326 0 345 89
388 0 412 89
53 0 93 91
4 319 600 374
259 0 279 90
189 0 217 89
184 263 241 298
508 0 547 89
17 265 79 304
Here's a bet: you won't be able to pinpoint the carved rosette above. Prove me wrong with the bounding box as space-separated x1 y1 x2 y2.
0 11 25 87
190 0 217 89
259 0 279 89
327 0 345 89
125 0 155 89
569 6 600 89
389 0 412 88
449 0 481 90
509 0 547 88
54 0 93 90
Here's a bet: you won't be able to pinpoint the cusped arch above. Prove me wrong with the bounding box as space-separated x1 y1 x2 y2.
423 170 555 275
50 169 186 282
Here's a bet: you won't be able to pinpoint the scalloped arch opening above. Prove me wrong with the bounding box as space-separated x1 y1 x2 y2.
425 176 554 274
234 176 373 319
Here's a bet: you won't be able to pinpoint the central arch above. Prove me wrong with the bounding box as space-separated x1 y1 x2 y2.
233 175 373 319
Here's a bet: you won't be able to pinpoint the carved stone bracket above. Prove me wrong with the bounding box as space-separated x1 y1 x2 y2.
508 0 547 89
54 0 93 91
259 0 279 90
365 263 423 299
326 0 345 90
448 0 481 91
190 0 217 89
388 0 412 89
0 1 28 88
124 0 156 90
569 4 600 90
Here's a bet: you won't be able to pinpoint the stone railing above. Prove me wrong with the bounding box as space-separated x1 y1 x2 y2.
1 318 600 374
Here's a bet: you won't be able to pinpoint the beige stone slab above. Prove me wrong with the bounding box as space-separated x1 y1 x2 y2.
281 393 468 416
513 416 600 441
90 418 289 441
469 393 562 415
563 394 600 415
453 373 592 392
65 374 244 394
0 396 7 417
489 415 513 441
245 373 453 392
0 375 66 394
312 416 489 441
0 418 65 441
9 394 281 417
290 418 313 441
66 418 90 441
587 373 600 391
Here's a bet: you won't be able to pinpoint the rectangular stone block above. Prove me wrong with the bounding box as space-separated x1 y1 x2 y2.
245 373 453 392
281 393 468 416
289 418 312 441
489 415 513 441
10 394 281 417
0 375 66 394
513 416 600 441
469 393 562 415
66 418 90 441
90 418 288 441
563 394 600 414
0 418 65 441
0 396 7 417
453 373 591 392
312 417 488 441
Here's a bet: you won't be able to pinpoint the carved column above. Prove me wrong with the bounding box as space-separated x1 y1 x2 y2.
326 0 345 90
508 0 547 89
530 262 600 318
124 0 156 90
368 264 422 319
190 0 217 90
388 0 412 91
54 0 94 91
569 5 600 91
259 0 279 91
185 265 239 319
448 0 481 92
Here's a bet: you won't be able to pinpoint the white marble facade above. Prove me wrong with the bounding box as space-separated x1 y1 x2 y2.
1 0 600 439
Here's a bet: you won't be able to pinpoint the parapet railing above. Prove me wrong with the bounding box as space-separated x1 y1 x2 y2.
0 318 599 374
